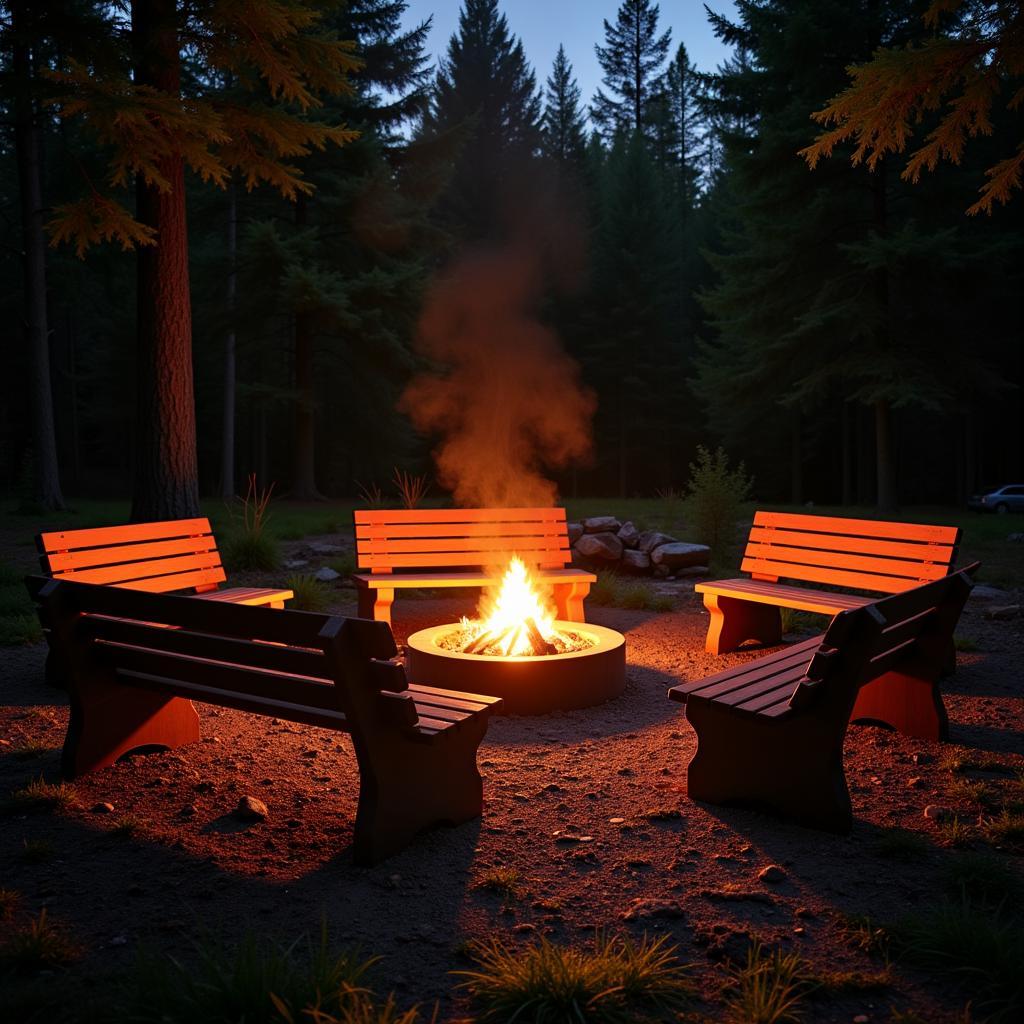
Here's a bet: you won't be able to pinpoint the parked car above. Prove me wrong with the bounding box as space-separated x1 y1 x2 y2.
968 484 1024 514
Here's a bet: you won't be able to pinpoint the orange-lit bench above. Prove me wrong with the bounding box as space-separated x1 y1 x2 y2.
353 508 595 626
670 565 977 832
35 518 293 685
28 577 502 864
696 511 961 655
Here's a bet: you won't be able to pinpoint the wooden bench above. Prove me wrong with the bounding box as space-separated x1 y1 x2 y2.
669 563 978 833
28 576 502 865
353 507 596 626
696 511 961 655
35 518 293 686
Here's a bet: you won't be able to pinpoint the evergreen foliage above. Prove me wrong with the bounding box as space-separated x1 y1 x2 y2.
543 45 586 164
592 0 672 141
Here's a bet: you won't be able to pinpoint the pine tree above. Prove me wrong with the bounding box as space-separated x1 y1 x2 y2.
542 44 586 164
47 0 360 519
423 0 542 240
591 0 672 141
648 43 706 205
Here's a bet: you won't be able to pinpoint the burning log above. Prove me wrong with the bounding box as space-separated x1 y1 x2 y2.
464 625 512 656
525 617 557 656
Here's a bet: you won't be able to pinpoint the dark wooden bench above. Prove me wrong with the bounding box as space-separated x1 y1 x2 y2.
28 577 502 865
696 511 961 654
35 518 293 687
353 507 596 626
669 563 978 833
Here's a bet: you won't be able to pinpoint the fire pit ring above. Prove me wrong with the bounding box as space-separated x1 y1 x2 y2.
404 620 626 716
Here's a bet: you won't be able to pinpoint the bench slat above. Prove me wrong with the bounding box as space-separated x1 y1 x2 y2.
743 543 951 582
355 568 595 589
194 587 293 606
55 552 224 586
672 637 820 702
358 550 571 570
357 522 565 539
747 526 955 563
695 578 872 613
355 508 566 524
752 511 960 545
38 518 215 552
739 558 922 595
358 537 571 555
45 536 220 572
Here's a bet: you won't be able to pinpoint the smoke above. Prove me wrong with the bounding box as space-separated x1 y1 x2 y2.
399 244 595 508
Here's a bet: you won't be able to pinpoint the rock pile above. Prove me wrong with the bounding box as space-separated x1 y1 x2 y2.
569 516 710 578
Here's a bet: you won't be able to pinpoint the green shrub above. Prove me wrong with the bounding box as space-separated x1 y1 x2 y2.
329 552 357 577
473 868 523 900
685 445 753 564
287 574 332 613
455 932 691 1022
0 612 43 646
223 474 280 571
873 828 931 862
5 776 77 814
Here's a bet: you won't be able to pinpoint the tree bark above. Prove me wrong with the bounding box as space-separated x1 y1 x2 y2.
872 156 896 512
221 180 237 499
12 0 65 512
130 0 200 522
790 411 802 505
875 398 896 512
291 193 323 500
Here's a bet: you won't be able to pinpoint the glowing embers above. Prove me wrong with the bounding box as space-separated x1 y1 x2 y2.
445 556 594 658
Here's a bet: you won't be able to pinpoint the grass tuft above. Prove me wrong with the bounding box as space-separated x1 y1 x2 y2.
286 573 332 613
981 809 1024 848
589 572 674 612
329 552 357 577
7 775 77 813
934 815 976 848
953 634 979 652
473 868 523 900
895 899 1024 1022
111 814 146 839
127 925 375 1024
223 532 280 572
456 931 692 1022
942 852 1021 906
0 910 80 973
834 914 892 958
10 739 50 760
873 828 930 862
0 887 20 920
723 941 813 1024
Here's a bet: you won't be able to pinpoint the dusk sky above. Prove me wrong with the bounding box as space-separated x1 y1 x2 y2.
400 1 740 120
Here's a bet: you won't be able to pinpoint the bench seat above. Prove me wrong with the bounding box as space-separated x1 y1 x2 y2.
353 508 596 625
697 511 960 655
193 586 294 606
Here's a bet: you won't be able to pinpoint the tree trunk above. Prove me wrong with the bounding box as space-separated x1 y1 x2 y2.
790 411 802 505
130 0 200 522
875 398 896 513
871 157 896 512
12 0 65 512
291 193 323 500
221 180 237 499
841 402 853 506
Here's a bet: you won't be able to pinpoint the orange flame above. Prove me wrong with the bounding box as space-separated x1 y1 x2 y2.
461 556 557 656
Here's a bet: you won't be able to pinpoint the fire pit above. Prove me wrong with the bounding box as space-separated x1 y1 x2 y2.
404 556 626 715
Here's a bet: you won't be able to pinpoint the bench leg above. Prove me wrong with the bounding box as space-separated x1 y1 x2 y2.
62 676 200 780
703 594 782 655
357 586 394 625
684 698 852 833
552 581 590 623
350 718 487 865
851 668 949 742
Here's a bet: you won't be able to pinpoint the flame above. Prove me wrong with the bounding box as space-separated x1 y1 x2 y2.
461 556 557 657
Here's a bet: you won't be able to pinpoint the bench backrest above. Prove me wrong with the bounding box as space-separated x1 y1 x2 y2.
354 507 574 574
742 511 960 594
37 518 228 594
29 577 417 738
789 562 977 711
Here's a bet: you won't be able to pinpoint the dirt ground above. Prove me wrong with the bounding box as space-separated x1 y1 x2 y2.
2 566 1023 1021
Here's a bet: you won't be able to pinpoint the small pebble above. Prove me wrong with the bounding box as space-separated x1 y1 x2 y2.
91 802 114 814
758 864 787 884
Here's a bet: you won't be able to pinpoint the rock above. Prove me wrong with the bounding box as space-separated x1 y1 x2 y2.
907 777 924 788
924 804 953 822
653 564 671 577
638 530 675 553
180 803 197 818
621 549 651 573
677 565 709 578
984 604 1020 621
617 521 641 548
91 801 114 814
314 567 340 582
970 584 1011 602
584 515 622 533
235 796 269 821
567 522 584 545
622 898 687 921
283 559 309 569
758 864 787 884
651 542 711 569
575 532 623 562
307 543 344 555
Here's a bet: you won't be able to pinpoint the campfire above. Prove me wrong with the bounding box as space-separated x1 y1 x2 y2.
440 556 594 658
404 555 625 715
